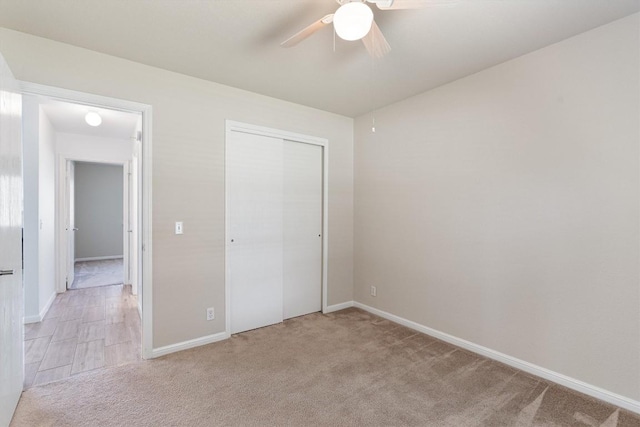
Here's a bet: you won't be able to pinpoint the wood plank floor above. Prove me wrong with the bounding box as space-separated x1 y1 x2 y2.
24 284 141 388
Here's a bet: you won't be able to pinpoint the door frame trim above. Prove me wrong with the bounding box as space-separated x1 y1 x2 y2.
19 81 154 360
225 120 329 336
57 158 128 294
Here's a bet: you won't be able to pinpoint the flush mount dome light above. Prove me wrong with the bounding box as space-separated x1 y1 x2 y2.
85 111 102 127
333 2 374 41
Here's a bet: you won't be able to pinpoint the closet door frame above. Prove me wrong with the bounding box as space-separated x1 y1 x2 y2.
225 120 329 335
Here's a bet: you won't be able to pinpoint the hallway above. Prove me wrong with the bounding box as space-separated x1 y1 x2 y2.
24 284 141 388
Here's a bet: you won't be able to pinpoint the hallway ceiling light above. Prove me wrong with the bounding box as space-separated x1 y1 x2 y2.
85 111 102 127
333 2 374 41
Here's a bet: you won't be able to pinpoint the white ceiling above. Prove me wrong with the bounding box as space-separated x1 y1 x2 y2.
40 98 140 140
1 0 638 117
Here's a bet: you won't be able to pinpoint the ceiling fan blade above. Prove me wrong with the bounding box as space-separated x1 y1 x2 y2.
372 0 460 10
281 14 334 48
362 20 391 59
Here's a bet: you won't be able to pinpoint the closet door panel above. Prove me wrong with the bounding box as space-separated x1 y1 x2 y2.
283 141 323 319
228 131 284 334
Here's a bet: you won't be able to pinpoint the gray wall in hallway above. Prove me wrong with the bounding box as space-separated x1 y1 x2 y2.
74 162 124 260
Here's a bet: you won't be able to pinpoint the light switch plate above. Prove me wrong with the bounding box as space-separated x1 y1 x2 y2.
175 221 183 235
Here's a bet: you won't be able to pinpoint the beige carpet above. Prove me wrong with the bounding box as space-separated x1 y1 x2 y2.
11 308 640 426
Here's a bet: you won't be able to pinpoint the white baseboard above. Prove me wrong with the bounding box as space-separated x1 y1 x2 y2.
324 301 355 313
151 301 357 359
75 255 123 262
24 314 41 324
353 302 640 415
151 331 229 358
24 291 57 324
40 291 57 320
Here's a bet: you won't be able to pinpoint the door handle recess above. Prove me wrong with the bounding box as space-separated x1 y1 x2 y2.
0 270 15 276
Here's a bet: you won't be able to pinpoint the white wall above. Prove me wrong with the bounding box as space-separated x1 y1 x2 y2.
74 162 124 260
22 96 40 320
56 133 134 164
354 13 639 402
0 29 355 349
22 95 57 322
38 107 56 316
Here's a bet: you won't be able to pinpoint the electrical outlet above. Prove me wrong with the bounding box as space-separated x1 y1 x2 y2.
370 286 377 297
175 221 183 235
206 307 215 321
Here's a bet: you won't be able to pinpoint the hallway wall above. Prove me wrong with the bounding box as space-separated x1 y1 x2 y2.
22 95 56 322
74 162 124 260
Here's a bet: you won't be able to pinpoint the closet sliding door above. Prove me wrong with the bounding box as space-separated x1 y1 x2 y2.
228 131 284 334
227 127 324 334
283 140 323 319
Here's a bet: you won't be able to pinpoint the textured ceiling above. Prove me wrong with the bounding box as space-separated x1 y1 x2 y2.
0 0 638 117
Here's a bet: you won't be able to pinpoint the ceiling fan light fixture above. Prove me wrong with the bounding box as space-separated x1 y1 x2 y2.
85 111 102 127
333 2 374 41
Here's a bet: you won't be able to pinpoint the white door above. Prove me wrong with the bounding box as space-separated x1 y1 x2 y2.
131 153 139 297
283 141 323 319
123 162 131 286
66 161 76 288
228 131 284 334
124 156 140 295
0 53 24 427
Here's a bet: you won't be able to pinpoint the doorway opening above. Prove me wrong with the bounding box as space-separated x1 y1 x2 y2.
68 161 126 291
21 88 151 388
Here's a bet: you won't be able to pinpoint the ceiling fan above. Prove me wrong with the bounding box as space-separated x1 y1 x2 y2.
280 0 452 58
